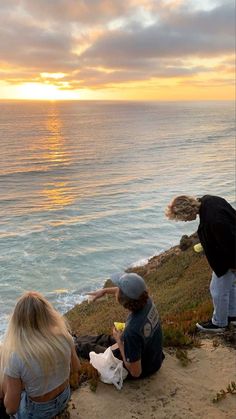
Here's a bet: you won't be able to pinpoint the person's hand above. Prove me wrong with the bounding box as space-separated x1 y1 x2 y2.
112 327 122 343
86 289 105 302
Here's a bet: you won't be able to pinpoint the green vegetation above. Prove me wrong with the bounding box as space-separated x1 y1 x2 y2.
66 245 212 348
175 348 192 367
60 240 235 416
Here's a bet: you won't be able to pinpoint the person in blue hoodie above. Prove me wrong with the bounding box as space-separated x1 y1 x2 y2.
165 194 236 332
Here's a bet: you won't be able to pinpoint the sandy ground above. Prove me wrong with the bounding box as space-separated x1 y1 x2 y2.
68 339 236 419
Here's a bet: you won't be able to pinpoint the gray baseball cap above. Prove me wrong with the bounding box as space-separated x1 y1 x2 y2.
111 272 147 300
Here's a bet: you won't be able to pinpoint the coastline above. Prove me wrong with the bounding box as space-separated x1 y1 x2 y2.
63 232 236 418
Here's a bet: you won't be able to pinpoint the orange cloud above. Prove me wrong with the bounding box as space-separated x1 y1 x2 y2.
0 0 234 100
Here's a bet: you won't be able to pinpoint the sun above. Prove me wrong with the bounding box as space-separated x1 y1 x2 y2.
17 82 80 100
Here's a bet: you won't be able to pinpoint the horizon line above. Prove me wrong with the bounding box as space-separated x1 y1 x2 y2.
0 98 234 102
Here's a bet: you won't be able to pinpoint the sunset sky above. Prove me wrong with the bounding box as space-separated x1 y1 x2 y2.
0 0 235 100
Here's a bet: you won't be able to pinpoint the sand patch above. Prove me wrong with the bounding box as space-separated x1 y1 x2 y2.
69 340 236 419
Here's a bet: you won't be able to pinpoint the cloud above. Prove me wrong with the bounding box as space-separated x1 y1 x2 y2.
81 2 235 66
0 0 234 92
16 0 138 25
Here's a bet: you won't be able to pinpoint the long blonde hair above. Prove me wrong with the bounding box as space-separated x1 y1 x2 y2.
0 291 73 384
165 195 200 221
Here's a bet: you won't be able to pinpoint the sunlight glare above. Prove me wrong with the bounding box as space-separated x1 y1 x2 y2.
40 73 66 80
17 82 80 100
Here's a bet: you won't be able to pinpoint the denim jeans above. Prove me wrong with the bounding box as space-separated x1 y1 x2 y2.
210 270 236 327
14 385 70 419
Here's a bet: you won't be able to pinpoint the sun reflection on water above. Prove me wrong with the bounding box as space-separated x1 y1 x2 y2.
42 181 75 209
45 109 65 164
41 107 75 210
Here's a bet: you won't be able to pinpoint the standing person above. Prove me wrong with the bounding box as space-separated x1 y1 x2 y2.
87 272 165 378
165 194 236 332
0 291 80 419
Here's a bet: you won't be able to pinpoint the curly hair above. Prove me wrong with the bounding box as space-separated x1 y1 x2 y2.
118 289 149 312
165 195 200 221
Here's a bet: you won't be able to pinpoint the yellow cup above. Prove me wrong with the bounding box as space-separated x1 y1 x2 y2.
194 243 203 253
114 322 126 331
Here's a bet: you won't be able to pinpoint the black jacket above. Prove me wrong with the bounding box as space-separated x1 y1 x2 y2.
197 195 236 277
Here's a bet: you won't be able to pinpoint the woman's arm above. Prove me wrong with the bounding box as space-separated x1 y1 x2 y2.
70 345 81 388
71 345 81 373
3 375 22 415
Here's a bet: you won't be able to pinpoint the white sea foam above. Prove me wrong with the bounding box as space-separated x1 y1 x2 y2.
128 248 169 268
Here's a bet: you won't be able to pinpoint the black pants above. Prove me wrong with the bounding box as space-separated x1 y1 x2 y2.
73 334 122 360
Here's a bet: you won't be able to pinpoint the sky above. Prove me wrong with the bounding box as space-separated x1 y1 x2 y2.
0 0 235 100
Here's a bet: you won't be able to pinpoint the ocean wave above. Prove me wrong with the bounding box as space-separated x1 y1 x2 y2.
0 100 235 338
0 166 73 179
0 165 49 176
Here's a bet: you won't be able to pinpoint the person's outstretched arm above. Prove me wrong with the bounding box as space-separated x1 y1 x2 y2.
87 287 119 301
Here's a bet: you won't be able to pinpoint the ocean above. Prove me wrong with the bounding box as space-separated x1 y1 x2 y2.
0 100 235 337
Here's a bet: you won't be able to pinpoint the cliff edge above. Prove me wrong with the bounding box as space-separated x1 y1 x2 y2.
63 233 236 419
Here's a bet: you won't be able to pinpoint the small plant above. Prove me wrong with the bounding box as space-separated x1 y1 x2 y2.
212 381 236 403
175 348 192 367
212 338 220 348
163 326 195 347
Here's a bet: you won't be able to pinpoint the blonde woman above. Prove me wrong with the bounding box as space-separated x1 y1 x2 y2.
0 291 80 418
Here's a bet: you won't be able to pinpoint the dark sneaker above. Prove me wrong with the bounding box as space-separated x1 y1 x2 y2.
196 320 226 333
228 316 236 326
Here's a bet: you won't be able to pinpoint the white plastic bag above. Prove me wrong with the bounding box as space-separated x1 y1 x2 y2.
89 347 128 390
